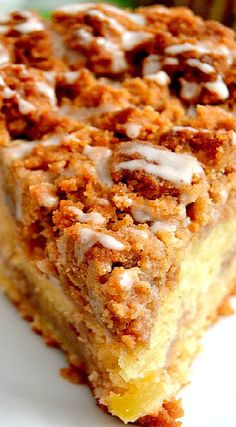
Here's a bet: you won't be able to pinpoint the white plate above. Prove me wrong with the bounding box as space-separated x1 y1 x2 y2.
0 293 236 427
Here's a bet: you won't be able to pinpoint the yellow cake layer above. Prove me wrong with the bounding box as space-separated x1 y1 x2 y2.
108 221 236 422
0 181 236 424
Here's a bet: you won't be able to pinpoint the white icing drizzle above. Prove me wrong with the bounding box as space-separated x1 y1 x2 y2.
17 98 36 114
75 28 127 73
121 31 151 50
118 158 188 182
151 220 177 233
119 270 134 290
0 10 45 35
75 227 124 263
96 37 127 72
172 125 199 133
143 45 231 101
163 57 179 65
152 41 232 100
125 123 142 139
75 27 93 47
15 18 45 34
63 71 81 84
165 42 209 55
82 145 113 186
117 268 139 290
87 9 124 34
70 6 151 72
204 76 229 100
231 131 236 145
2 86 15 98
117 142 203 185
93 197 110 206
130 205 176 234
66 206 106 225
35 82 57 106
55 2 146 25
186 58 214 74
180 79 201 100
143 55 161 75
131 206 152 223
36 191 58 209
122 12 146 26
0 74 36 114
99 4 146 25
145 70 170 85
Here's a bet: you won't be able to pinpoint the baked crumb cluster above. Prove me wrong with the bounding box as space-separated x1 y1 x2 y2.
53 3 236 104
1 3 236 345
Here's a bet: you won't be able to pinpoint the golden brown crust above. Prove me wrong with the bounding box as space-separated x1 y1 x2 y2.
138 399 184 427
0 4 236 424
60 364 88 385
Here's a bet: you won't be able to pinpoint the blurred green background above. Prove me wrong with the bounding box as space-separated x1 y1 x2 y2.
0 0 235 28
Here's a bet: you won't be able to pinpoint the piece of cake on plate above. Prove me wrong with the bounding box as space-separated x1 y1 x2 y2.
0 3 236 426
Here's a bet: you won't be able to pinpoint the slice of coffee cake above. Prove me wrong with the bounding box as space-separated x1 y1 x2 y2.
0 4 236 426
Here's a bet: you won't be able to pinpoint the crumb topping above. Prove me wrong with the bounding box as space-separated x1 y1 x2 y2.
0 10 45 35
113 141 204 185
0 3 236 345
52 3 236 104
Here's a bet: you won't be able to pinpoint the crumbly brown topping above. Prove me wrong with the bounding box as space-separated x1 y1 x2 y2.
0 10 60 70
138 399 184 427
52 3 236 105
0 3 236 346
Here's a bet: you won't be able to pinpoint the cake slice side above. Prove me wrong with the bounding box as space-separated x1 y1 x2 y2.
0 3 236 425
0 111 236 424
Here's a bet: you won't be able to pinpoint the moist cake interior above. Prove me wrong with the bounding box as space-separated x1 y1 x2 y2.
0 3 236 426
1 178 236 423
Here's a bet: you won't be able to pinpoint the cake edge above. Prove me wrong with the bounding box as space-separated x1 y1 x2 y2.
0 262 184 427
1 252 235 427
